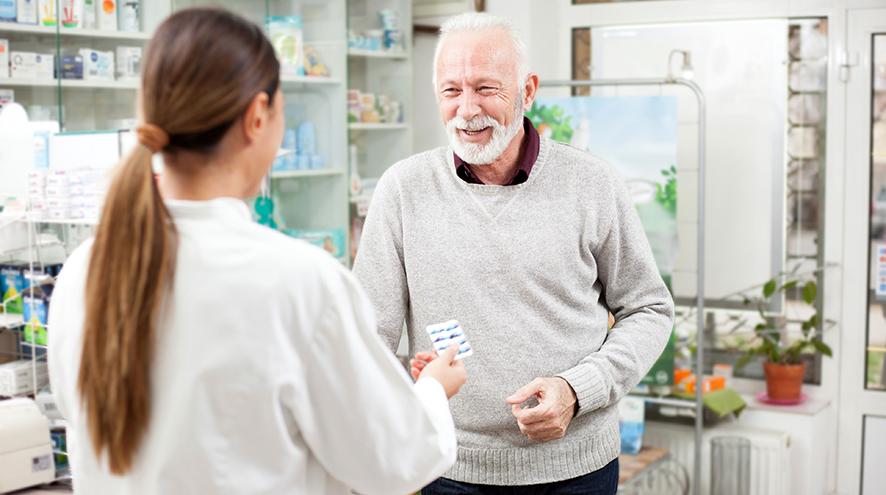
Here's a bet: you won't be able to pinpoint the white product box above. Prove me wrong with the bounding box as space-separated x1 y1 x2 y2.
0 89 12 108
27 186 44 199
97 0 116 30
47 208 68 220
0 39 9 79
115 46 140 80
79 49 114 80
68 169 103 185
38 0 55 26
43 184 69 197
46 171 69 187
71 193 102 208
10 52 54 80
0 361 48 397
27 171 46 186
17 0 37 24
45 196 71 209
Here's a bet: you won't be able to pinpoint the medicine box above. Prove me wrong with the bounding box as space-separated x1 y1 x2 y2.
10 52 54 80
80 49 114 80
0 360 49 397
0 39 9 79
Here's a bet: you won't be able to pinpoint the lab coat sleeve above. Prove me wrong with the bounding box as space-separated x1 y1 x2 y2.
287 264 456 495
47 240 93 423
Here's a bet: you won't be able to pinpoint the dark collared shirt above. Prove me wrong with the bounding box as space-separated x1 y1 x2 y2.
454 116 540 186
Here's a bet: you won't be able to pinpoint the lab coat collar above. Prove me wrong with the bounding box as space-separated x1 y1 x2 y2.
164 197 253 224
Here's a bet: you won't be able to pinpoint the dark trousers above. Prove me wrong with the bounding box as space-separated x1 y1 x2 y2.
422 458 619 495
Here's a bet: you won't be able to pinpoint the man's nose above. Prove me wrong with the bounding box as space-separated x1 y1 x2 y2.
456 90 481 121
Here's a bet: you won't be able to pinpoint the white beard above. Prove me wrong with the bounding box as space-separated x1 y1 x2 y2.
446 100 524 165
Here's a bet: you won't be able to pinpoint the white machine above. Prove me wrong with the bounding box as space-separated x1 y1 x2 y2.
0 398 55 493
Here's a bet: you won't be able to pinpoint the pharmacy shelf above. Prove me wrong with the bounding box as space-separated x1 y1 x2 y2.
0 78 138 89
280 75 342 86
0 22 150 40
348 123 409 131
271 169 343 179
347 48 408 60
26 217 98 226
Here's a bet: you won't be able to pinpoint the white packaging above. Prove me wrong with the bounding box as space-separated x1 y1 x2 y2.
17 0 37 24
79 49 114 80
0 89 13 108
44 184 70 197
0 39 9 79
38 0 55 27
10 52 54 80
0 360 49 397
47 208 68 219
97 0 116 30
45 196 70 209
115 46 140 80
118 0 137 32
27 170 46 186
46 170 69 187
81 0 95 28
59 0 83 28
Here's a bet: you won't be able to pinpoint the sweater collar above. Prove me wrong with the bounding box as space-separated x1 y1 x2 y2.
453 116 540 186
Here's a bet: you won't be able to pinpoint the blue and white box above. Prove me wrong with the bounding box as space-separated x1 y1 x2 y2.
425 320 473 360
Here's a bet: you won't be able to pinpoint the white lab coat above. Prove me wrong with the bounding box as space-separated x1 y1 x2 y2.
47 198 456 495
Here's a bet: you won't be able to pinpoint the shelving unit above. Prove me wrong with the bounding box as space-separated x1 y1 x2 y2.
346 0 413 263
0 22 151 40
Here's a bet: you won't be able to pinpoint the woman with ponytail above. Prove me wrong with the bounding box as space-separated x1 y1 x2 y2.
47 8 465 494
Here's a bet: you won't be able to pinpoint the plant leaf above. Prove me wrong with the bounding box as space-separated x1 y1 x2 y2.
735 354 752 370
763 279 778 298
782 280 798 291
812 339 833 357
803 281 817 305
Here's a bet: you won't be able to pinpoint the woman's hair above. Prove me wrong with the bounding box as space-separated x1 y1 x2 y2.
77 7 279 475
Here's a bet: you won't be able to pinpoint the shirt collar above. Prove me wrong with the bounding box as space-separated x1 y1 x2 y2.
453 116 540 186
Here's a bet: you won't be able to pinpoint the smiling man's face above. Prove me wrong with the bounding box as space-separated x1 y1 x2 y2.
435 28 526 165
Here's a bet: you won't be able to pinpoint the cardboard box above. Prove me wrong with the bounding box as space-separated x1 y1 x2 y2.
17 0 37 24
10 52 54 80
97 0 116 30
60 54 83 80
0 0 16 22
0 361 49 397
0 39 9 79
115 46 140 80
79 49 114 80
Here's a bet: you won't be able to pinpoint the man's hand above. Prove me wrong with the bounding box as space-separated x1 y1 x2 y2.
409 350 438 380
506 377 577 442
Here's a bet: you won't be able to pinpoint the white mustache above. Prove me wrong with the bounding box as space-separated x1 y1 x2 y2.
449 115 499 132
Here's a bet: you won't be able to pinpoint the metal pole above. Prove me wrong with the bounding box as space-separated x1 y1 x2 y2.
541 78 707 495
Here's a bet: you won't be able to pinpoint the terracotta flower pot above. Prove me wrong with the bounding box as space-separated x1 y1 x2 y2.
764 362 806 401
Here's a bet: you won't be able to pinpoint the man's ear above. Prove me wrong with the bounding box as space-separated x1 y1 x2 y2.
523 73 540 111
240 91 271 144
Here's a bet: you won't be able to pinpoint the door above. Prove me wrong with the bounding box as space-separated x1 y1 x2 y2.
838 8 886 495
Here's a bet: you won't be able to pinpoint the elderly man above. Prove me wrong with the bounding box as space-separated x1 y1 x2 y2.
353 12 674 494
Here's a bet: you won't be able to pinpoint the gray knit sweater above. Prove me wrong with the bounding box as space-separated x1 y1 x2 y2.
352 137 675 485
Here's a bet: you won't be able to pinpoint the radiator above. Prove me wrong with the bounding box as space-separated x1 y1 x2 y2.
642 421 791 494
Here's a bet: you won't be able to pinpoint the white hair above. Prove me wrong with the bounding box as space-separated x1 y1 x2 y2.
432 12 530 90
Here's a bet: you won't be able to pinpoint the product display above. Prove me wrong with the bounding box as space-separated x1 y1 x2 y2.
347 8 405 53
0 360 48 396
1 263 25 314
618 396 645 455
0 0 15 22
117 0 138 32
267 16 305 76
0 39 8 78
10 52 54 80
16 0 37 24
97 0 116 30
38 0 55 26
79 48 114 80
0 89 13 108
60 0 84 28
303 45 330 77
284 228 346 262
115 46 141 80
60 53 84 79
348 89 403 124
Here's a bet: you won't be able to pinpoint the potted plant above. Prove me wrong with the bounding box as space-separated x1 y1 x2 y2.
734 271 832 402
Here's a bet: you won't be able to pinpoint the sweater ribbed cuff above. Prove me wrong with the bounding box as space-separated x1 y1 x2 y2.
556 364 608 418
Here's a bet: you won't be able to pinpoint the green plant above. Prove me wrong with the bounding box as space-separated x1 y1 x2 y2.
655 165 678 216
525 102 574 143
735 272 832 369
